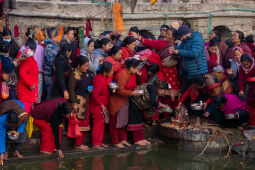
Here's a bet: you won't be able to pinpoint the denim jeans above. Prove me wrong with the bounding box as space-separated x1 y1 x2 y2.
37 73 43 102
44 75 53 100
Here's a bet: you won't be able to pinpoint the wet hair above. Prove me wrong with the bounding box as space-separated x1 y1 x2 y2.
0 39 10 53
241 54 253 64
209 37 219 47
155 80 168 89
59 102 73 116
161 24 170 29
64 27 74 35
129 26 139 34
124 58 140 69
235 30 245 42
95 38 111 49
2 28 12 37
77 55 89 67
25 38 36 51
168 27 178 40
87 38 94 47
146 62 159 74
192 75 206 86
214 96 227 108
97 61 112 74
212 29 221 42
6 111 19 124
122 36 136 47
245 35 254 43
109 45 122 56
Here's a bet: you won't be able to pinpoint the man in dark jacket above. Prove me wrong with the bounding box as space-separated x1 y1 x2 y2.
172 25 208 93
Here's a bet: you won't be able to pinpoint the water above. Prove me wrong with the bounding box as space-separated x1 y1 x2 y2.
4 142 255 170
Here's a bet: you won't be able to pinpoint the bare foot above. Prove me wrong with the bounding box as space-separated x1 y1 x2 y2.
114 143 126 148
40 151 53 155
4 153 8 160
142 139 151 145
74 145 89 151
135 140 147 146
13 151 23 159
120 140 131 147
101 144 109 148
93 145 104 150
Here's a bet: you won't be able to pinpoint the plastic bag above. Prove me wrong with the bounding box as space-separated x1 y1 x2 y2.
67 113 82 138
2 82 10 100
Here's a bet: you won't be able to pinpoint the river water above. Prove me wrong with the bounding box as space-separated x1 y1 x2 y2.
5 141 255 170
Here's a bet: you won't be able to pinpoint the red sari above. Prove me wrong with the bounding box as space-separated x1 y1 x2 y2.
121 46 135 60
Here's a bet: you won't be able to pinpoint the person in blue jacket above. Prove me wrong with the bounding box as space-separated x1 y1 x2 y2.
0 100 28 162
171 25 208 93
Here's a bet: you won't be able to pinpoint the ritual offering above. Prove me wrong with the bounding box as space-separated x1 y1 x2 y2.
109 81 119 90
160 104 173 113
190 101 204 111
7 130 20 140
137 89 144 95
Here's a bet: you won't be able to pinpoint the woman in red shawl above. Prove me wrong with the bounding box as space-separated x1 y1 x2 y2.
91 62 113 150
239 54 255 125
205 38 221 73
104 46 123 74
132 27 181 119
121 36 136 60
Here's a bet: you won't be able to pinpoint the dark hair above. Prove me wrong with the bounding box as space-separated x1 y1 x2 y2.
168 27 178 40
64 27 74 35
97 61 112 74
60 102 73 116
6 111 19 124
212 29 221 42
25 38 36 51
192 75 206 86
124 58 140 69
116 34 122 41
129 26 139 34
214 96 227 108
101 31 112 37
110 45 122 56
245 35 254 43
161 25 170 29
146 62 159 74
77 55 89 67
97 38 111 49
241 54 253 63
59 44 73 57
235 30 245 42
87 38 94 47
25 28 34 39
209 37 219 47
2 28 12 37
0 39 10 53
122 36 136 47
140 30 155 40
155 80 168 89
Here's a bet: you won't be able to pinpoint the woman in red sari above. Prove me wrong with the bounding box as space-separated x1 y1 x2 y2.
91 62 113 150
104 46 123 74
132 28 181 119
121 36 136 60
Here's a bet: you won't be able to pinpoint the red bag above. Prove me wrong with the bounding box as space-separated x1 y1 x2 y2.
67 113 82 138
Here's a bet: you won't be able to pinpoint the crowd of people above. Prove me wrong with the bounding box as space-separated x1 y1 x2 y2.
0 21 255 160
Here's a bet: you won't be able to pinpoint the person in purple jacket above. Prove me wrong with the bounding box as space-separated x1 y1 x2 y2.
204 94 250 129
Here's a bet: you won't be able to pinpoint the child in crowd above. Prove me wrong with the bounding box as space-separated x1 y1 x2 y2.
91 62 113 150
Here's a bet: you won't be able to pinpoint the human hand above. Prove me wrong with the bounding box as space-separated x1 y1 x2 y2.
226 68 233 75
203 112 210 118
101 105 108 115
203 102 207 110
136 71 142 76
2 74 9 81
176 102 182 111
29 84 35 90
132 90 142 96
239 91 244 97
172 49 178 55
235 112 240 119
64 90 69 100
131 32 139 40
57 150 64 158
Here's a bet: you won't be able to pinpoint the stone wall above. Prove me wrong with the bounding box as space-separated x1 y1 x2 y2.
5 0 255 44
